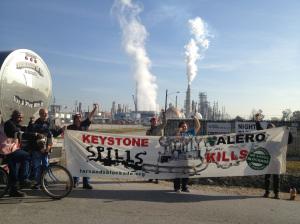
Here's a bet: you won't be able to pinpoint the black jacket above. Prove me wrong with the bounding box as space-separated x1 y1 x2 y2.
4 119 35 139
67 118 91 131
28 118 64 151
255 121 263 131
4 119 37 150
30 118 63 137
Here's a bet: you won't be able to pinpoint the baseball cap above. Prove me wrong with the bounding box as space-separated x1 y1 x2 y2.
150 117 157 122
73 113 82 120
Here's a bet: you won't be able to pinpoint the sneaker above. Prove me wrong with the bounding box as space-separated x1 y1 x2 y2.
31 184 41 190
83 184 93 189
73 181 79 188
174 189 181 193
263 192 270 198
9 190 26 197
274 194 280 199
181 189 190 193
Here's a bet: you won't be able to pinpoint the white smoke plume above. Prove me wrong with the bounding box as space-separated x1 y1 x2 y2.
185 17 210 84
113 0 157 111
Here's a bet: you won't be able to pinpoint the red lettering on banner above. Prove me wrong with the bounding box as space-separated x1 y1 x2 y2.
239 149 248 160
231 151 238 160
141 139 148 147
115 138 121 145
132 138 140 147
80 134 149 147
123 138 131 146
82 134 90 143
99 136 106 145
222 151 230 162
91 135 98 144
107 137 114 145
206 149 249 163
206 153 215 162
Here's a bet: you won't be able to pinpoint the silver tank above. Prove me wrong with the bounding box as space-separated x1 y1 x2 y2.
0 49 52 123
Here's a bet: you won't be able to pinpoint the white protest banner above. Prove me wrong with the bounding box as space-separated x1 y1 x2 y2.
207 122 232 134
235 121 267 133
64 127 288 179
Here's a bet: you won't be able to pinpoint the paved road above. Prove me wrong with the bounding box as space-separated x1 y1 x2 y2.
1 181 299 224
2 128 299 224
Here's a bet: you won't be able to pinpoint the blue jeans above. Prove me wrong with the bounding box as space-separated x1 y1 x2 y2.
173 178 189 191
32 151 49 184
7 149 31 188
73 176 90 186
265 174 280 194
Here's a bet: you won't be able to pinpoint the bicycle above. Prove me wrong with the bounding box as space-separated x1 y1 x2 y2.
0 163 9 198
0 154 73 199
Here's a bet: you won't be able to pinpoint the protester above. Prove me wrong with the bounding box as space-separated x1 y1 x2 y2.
146 111 167 136
263 123 280 199
29 108 65 189
67 104 98 189
255 113 264 131
173 114 201 193
146 111 167 184
3 110 37 196
259 119 294 199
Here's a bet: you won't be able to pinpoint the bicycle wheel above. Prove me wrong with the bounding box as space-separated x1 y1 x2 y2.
0 167 9 198
40 164 73 199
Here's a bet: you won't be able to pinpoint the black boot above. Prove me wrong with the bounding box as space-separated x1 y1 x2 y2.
19 179 34 189
274 193 280 199
83 183 93 189
9 188 26 197
263 191 270 198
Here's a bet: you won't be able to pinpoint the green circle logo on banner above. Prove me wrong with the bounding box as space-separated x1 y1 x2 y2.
246 148 271 170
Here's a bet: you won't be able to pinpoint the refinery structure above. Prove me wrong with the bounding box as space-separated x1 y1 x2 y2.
184 83 229 121
49 83 229 125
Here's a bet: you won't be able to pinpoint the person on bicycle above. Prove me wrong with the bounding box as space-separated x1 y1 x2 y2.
29 108 65 189
3 110 38 197
67 103 98 189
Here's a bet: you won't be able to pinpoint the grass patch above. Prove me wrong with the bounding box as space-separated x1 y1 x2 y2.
287 161 300 173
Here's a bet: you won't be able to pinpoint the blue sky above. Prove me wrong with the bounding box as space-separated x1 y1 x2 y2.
1 0 300 118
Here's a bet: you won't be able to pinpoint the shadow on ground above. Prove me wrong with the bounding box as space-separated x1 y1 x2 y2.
0 195 54 204
0 183 259 204
67 188 258 203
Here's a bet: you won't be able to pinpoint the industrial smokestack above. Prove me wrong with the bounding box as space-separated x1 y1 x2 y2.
185 84 191 117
